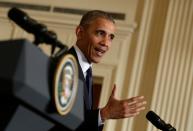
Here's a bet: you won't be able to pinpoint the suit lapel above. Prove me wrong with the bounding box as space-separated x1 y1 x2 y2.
67 47 91 110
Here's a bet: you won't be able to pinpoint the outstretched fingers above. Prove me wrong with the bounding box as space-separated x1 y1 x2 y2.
120 96 147 118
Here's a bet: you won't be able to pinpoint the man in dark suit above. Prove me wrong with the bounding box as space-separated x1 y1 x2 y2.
52 10 146 131
68 10 147 131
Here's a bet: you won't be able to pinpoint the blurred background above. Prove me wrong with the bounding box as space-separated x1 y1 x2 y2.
0 0 192 131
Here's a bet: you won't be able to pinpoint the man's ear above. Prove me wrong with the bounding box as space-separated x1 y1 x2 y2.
76 26 84 40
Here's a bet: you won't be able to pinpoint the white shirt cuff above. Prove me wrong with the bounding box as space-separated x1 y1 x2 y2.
98 109 105 126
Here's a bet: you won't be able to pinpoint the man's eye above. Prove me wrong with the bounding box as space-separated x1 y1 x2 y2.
110 35 115 40
96 30 105 36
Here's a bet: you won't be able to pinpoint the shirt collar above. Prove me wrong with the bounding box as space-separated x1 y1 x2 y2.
73 45 92 78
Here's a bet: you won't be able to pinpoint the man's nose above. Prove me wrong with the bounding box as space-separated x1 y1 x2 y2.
100 36 110 46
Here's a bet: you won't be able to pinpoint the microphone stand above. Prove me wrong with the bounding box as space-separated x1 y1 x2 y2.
33 26 68 56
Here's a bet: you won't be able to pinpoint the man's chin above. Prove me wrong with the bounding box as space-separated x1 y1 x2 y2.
91 57 102 63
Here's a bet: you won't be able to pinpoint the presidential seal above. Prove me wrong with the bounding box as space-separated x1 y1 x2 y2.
54 54 78 115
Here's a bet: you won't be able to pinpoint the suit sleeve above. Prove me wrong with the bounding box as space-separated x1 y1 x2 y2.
76 109 103 131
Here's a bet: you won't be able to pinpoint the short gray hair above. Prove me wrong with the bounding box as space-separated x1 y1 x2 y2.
79 10 115 27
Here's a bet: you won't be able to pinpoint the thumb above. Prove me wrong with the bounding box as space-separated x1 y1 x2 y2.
110 84 116 98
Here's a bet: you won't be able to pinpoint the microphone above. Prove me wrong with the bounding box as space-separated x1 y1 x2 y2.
8 7 68 54
8 7 47 36
146 111 176 131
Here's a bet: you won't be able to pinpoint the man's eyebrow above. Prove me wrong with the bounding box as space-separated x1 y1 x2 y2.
96 29 115 36
96 29 105 32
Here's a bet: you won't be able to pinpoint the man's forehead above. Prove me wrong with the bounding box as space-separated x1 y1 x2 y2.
90 18 115 32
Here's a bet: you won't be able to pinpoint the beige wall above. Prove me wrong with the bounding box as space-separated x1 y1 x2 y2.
0 0 193 131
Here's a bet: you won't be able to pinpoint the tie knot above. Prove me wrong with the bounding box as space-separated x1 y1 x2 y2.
86 67 92 77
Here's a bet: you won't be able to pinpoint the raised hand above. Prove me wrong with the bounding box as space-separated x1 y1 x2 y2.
100 84 147 122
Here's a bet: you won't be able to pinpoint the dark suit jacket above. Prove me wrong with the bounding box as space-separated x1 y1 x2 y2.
50 47 103 131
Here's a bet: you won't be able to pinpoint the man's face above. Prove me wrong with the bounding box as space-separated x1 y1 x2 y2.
76 18 115 63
